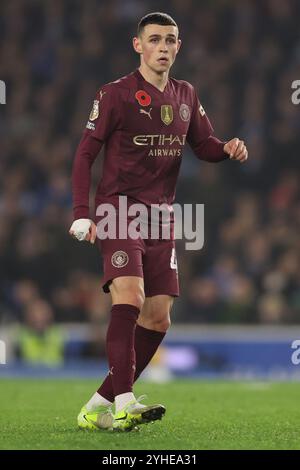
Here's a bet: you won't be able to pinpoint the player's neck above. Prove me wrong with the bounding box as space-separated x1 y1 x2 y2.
138 65 169 92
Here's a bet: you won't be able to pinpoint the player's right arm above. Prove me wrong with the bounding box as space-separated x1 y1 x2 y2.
69 84 120 243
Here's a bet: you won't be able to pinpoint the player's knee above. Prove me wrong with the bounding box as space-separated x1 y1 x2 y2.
159 316 171 332
119 286 145 311
129 288 145 311
111 278 145 310
152 315 171 332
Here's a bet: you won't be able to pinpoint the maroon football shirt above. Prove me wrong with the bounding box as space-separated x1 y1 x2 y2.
72 68 228 219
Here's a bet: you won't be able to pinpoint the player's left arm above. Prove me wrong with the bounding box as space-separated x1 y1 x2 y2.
187 87 248 163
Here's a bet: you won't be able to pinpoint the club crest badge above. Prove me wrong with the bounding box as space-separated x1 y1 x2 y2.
161 105 173 125
89 100 99 121
179 104 190 122
111 251 129 268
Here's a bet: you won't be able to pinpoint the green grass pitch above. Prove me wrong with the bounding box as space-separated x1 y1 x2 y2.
1 379 300 450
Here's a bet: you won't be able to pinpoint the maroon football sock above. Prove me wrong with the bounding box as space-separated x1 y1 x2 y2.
134 324 166 380
105 304 139 397
98 323 166 402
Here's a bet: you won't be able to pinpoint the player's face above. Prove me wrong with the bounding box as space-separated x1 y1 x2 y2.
134 24 181 73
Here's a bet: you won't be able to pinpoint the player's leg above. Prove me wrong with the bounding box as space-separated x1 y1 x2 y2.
97 296 172 401
111 240 179 430
106 275 145 413
78 275 144 431
96 295 171 430
80 277 167 430
107 276 166 431
78 227 145 430
96 294 172 394
132 238 178 384
134 239 179 379
132 294 173 381
89 297 171 430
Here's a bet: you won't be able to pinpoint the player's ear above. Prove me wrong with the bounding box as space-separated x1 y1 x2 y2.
133 36 142 54
176 39 182 53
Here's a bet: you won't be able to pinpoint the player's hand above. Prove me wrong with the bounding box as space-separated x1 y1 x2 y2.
224 138 248 163
69 218 97 244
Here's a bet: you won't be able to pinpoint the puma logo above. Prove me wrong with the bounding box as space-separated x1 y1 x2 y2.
140 108 152 119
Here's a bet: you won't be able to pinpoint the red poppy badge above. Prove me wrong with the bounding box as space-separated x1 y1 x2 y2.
135 90 151 107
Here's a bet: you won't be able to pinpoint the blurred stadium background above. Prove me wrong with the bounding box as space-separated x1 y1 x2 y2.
0 0 299 381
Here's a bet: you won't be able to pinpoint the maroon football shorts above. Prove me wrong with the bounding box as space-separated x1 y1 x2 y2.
95 210 179 298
